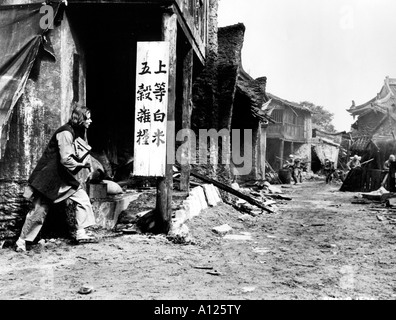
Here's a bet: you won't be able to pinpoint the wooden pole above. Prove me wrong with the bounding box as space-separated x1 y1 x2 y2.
259 123 267 179
156 8 177 234
180 46 193 192
279 139 284 169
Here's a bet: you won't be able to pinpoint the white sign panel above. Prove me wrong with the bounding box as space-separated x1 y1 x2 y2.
134 41 169 177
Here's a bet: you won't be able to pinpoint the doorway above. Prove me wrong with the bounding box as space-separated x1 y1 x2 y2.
67 3 163 180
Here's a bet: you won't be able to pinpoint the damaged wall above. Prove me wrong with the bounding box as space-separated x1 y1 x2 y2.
217 23 245 131
192 0 219 131
191 0 221 181
230 91 260 182
192 21 268 183
0 4 86 241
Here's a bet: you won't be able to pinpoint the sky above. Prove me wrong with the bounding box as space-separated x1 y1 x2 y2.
217 0 396 132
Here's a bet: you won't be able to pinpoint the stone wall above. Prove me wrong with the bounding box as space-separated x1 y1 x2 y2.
0 5 86 241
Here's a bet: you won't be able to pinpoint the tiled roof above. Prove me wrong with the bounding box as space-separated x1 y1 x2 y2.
267 93 311 113
348 77 396 116
350 136 372 151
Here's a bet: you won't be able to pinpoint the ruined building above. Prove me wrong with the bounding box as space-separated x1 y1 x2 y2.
348 76 396 168
192 22 274 185
0 0 217 241
266 96 312 171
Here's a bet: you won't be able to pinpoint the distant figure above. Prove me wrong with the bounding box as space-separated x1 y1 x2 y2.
293 157 303 184
323 158 335 184
383 154 396 192
383 154 396 170
283 154 295 169
346 155 361 170
283 154 302 185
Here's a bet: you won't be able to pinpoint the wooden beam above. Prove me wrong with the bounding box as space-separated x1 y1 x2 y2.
259 123 267 178
156 8 178 234
183 166 274 213
279 139 284 169
180 46 193 192
174 10 205 65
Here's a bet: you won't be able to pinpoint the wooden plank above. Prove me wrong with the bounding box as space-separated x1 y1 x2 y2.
183 166 274 213
180 47 193 192
156 9 178 234
279 139 284 168
259 124 267 179
133 41 170 177
174 8 205 65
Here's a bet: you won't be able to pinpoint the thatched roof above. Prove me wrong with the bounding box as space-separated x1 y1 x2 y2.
236 74 274 123
218 23 274 124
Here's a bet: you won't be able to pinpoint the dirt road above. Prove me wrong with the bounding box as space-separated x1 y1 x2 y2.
1 179 396 300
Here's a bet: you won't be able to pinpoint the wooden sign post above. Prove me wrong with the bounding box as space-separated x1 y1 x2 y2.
134 41 170 177
159 10 178 233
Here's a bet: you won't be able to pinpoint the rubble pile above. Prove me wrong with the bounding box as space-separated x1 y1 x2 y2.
350 186 396 225
229 181 291 216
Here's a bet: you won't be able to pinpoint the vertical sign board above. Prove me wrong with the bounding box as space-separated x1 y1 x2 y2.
134 41 170 177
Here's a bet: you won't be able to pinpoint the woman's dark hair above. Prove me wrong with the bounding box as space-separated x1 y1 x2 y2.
69 103 91 138
69 103 91 127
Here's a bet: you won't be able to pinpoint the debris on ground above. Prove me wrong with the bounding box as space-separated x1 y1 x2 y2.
252 247 271 254
78 286 94 295
305 173 323 181
207 270 222 276
223 233 253 241
226 181 287 216
186 167 279 214
212 224 233 235
115 192 156 233
238 214 253 221
231 181 240 190
193 266 214 270
361 187 390 201
351 199 372 205
3 180 396 299
386 198 396 208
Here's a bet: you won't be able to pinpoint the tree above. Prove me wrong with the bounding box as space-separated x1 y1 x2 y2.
301 101 336 133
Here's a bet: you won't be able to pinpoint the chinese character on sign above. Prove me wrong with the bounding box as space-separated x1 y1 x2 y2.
139 62 151 75
153 109 166 122
137 107 151 123
152 129 165 147
134 41 170 177
136 129 150 145
154 60 167 74
137 84 152 101
153 82 166 103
